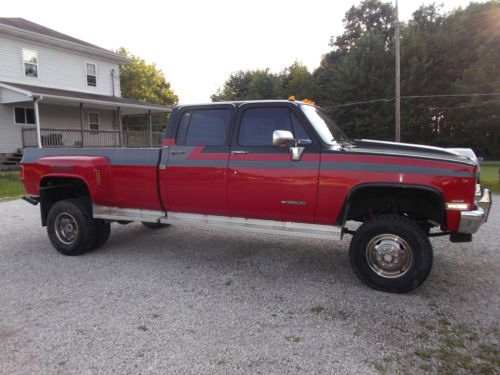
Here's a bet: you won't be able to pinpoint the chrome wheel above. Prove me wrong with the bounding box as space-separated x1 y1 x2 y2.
54 212 79 245
365 234 413 278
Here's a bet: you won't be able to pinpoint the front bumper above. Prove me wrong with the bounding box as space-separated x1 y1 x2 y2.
457 187 492 234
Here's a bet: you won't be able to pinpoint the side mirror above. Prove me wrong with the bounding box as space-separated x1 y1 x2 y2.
272 130 296 147
272 130 304 161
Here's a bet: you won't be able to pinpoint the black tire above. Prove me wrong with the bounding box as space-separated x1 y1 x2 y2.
349 214 433 293
92 220 111 250
141 222 170 229
47 199 98 256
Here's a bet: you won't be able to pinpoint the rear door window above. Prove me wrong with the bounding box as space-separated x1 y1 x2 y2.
176 109 231 146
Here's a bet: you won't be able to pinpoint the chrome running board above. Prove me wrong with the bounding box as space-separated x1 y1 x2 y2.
92 204 341 241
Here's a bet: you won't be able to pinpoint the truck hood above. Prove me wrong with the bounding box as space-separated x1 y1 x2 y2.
352 139 477 165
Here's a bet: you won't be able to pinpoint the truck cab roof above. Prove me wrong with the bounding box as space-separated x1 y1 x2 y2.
174 100 314 110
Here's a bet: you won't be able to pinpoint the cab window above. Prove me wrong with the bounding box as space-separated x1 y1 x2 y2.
176 109 231 146
238 107 311 146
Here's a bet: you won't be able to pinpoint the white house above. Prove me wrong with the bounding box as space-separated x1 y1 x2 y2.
0 18 170 164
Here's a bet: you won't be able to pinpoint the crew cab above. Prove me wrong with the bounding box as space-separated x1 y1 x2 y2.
20 100 492 293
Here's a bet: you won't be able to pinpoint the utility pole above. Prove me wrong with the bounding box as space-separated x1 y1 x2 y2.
395 0 401 142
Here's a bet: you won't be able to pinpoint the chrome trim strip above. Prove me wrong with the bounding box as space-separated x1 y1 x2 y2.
93 205 165 223
92 204 341 240
161 212 341 240
281 200 306 206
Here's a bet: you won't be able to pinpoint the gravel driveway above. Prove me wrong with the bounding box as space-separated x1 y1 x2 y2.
0 198 498 374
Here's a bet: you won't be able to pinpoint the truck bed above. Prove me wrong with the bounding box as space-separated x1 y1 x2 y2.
21 148 164 210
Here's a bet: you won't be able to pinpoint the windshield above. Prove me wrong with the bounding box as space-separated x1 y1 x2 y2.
300 105 351 145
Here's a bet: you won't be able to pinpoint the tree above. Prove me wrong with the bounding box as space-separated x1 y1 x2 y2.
281 61 317 100
118 48 178 107
211 70 253 101
211 69 283 101
211 1 500 157
315 0 396 140
331 0 395 54
211 62 317 102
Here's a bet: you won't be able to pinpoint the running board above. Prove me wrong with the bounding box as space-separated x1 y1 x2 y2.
92 205 341 241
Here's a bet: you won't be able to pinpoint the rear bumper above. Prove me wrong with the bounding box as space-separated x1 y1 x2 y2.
457 188 492 234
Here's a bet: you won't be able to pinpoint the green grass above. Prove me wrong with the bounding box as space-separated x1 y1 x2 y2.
480 162 500 193
0 171 25 200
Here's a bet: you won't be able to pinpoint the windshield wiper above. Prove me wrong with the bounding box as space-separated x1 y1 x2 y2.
334 138 355 149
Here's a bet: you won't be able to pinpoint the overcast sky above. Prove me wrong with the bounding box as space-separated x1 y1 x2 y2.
3 0 479 103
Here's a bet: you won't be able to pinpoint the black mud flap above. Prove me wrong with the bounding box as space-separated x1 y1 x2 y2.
22 196 39 205
450 233 472 243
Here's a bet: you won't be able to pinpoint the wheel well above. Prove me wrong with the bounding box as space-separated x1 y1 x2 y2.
339 185 445 228
39 177 90 226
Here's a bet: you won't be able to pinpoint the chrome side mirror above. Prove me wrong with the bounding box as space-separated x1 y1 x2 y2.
272 130 296 147
272 130 304 161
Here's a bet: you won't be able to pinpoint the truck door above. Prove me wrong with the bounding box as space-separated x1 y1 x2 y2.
228 103 320 223
162 105 234 215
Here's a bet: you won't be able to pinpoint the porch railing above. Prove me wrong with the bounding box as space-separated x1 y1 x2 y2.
22 128 164 148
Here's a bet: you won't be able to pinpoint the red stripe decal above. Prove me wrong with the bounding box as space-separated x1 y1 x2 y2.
187 146 228 161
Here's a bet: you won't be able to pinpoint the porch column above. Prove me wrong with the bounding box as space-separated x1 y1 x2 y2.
147 110 153 147
33 97 42 148
117 106 123 147
79 103 84 147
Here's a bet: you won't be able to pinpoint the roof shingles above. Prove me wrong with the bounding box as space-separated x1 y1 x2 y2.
0 17 123 59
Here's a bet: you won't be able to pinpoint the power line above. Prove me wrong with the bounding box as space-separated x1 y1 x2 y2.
402 93 500 99
323 98 394 108
322 93 500 109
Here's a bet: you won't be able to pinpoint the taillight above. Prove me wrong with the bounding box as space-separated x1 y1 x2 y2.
20 165 25 180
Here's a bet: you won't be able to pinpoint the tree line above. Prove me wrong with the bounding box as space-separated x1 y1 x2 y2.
211 1 499 158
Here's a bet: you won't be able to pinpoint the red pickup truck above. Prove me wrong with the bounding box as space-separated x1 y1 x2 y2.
20 100 492 293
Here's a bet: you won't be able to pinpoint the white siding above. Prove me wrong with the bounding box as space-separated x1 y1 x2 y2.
0 86 30 103
38 104 115 131
0 103 23 153
0 34 121 97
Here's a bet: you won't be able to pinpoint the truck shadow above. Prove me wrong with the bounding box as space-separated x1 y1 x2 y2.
100 222 356 288
98 222 497 306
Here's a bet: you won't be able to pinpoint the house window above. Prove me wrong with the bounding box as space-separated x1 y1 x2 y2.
23 49 38 78
14 107 36 125
88 112 100 130
86 63 97 86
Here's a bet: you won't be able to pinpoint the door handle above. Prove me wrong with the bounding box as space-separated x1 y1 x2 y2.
231 150 249 154
171 150 186 155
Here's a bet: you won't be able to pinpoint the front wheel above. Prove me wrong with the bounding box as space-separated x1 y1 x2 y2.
349 214 433 293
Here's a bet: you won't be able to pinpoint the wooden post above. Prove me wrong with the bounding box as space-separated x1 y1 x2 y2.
395 0 401 142
79 103 84 147
117 107 123 147
148 110 153 147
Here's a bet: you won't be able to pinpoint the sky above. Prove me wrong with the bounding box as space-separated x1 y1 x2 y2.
2 0 480 103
